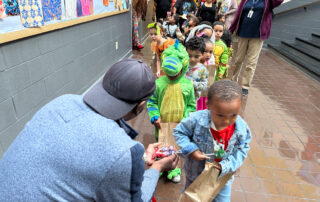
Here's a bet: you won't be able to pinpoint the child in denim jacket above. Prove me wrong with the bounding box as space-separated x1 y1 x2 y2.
174 80 251 202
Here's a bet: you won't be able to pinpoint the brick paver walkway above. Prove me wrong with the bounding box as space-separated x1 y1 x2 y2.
130 39 320 202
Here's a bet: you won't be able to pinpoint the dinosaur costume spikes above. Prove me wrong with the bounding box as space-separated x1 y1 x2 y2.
161 42 189 77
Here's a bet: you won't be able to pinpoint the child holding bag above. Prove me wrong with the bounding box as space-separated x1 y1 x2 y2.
174 80 251 202
147 40 196 183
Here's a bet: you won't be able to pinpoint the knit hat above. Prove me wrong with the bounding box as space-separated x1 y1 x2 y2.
162 56 183 76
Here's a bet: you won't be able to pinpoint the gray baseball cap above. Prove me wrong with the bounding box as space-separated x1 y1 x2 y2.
84 59 155 120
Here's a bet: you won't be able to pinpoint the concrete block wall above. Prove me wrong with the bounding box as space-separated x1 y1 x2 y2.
266 1 320 45
0 11 132 157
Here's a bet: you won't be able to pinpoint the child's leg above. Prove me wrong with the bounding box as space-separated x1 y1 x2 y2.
132 14 140 47
213 178 233 202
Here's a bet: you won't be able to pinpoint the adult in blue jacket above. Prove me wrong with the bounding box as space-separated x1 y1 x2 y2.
0 59 179 202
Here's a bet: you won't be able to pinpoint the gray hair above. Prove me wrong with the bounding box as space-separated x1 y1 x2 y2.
208 80 242 102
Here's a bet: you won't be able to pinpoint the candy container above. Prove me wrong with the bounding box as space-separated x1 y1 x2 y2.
213 140 225 159
153 146 177 159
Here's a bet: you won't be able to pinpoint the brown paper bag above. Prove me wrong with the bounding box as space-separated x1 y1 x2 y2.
200 64 216 98
178 161 234 202
158 123 179 149
207 64 216 87
158 123 183 168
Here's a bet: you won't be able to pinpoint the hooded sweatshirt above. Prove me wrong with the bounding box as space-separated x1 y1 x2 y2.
185 24 215 44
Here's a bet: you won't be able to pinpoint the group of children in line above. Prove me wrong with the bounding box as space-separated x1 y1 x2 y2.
144 8 251 201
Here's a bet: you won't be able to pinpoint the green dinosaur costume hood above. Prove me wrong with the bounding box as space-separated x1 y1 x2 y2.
161 40 189 79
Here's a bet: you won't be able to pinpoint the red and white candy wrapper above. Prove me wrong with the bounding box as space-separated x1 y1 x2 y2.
153 146 177 159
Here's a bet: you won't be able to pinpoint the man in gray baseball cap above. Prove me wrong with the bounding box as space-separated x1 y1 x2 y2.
84 59 156 121
0 59 179 201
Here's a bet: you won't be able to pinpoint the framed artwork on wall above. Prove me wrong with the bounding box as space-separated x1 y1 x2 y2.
0 0 129 44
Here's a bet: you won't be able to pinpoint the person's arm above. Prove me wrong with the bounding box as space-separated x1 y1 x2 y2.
216 46 229 80
173 6 177 15
225 0 237 15
173 114 198 155
193 66 208 94
184 86 196 118
147 86 161 125
95 143 179 202
196 5 202 17
219 122 252 177
173 0 180 14
176 27 186 42
95 144 158 202
156 54 161 78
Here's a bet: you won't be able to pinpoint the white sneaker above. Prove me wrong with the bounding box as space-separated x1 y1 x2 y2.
170 175 181 183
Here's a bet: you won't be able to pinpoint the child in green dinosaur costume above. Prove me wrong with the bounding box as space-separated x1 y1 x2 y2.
147 40 197 183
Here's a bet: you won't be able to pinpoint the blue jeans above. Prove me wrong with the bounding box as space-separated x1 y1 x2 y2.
213 180 232 202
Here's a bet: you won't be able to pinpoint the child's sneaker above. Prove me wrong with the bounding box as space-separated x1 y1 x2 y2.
167 168 181 183
171 175 181 183
242 88 248 96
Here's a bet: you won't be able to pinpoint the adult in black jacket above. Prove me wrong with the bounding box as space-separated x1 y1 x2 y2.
155 0 172 21
196 0 216 24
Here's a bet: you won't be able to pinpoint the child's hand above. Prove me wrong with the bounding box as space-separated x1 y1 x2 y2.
156 71 161 78
154 118 161 128
190 150 210 161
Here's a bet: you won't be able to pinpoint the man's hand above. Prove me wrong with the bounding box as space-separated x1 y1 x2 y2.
151 154 179 172
154 118 161 128
145 143 162 166
189 150 210 161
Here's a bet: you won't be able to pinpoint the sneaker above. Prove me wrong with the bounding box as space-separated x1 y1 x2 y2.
137 44 144 49
167 168 181 183
242 88 248 96
171 175 181 183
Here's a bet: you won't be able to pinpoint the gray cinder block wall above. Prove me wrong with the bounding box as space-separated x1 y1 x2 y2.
266 0 320 45
0 12 132 158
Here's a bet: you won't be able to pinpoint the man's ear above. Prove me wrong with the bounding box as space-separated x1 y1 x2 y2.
137 101 146 108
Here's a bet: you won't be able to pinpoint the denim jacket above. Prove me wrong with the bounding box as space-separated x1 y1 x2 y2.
173 110 251 183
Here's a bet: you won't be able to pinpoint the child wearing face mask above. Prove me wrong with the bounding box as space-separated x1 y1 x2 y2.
174 80 252 202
